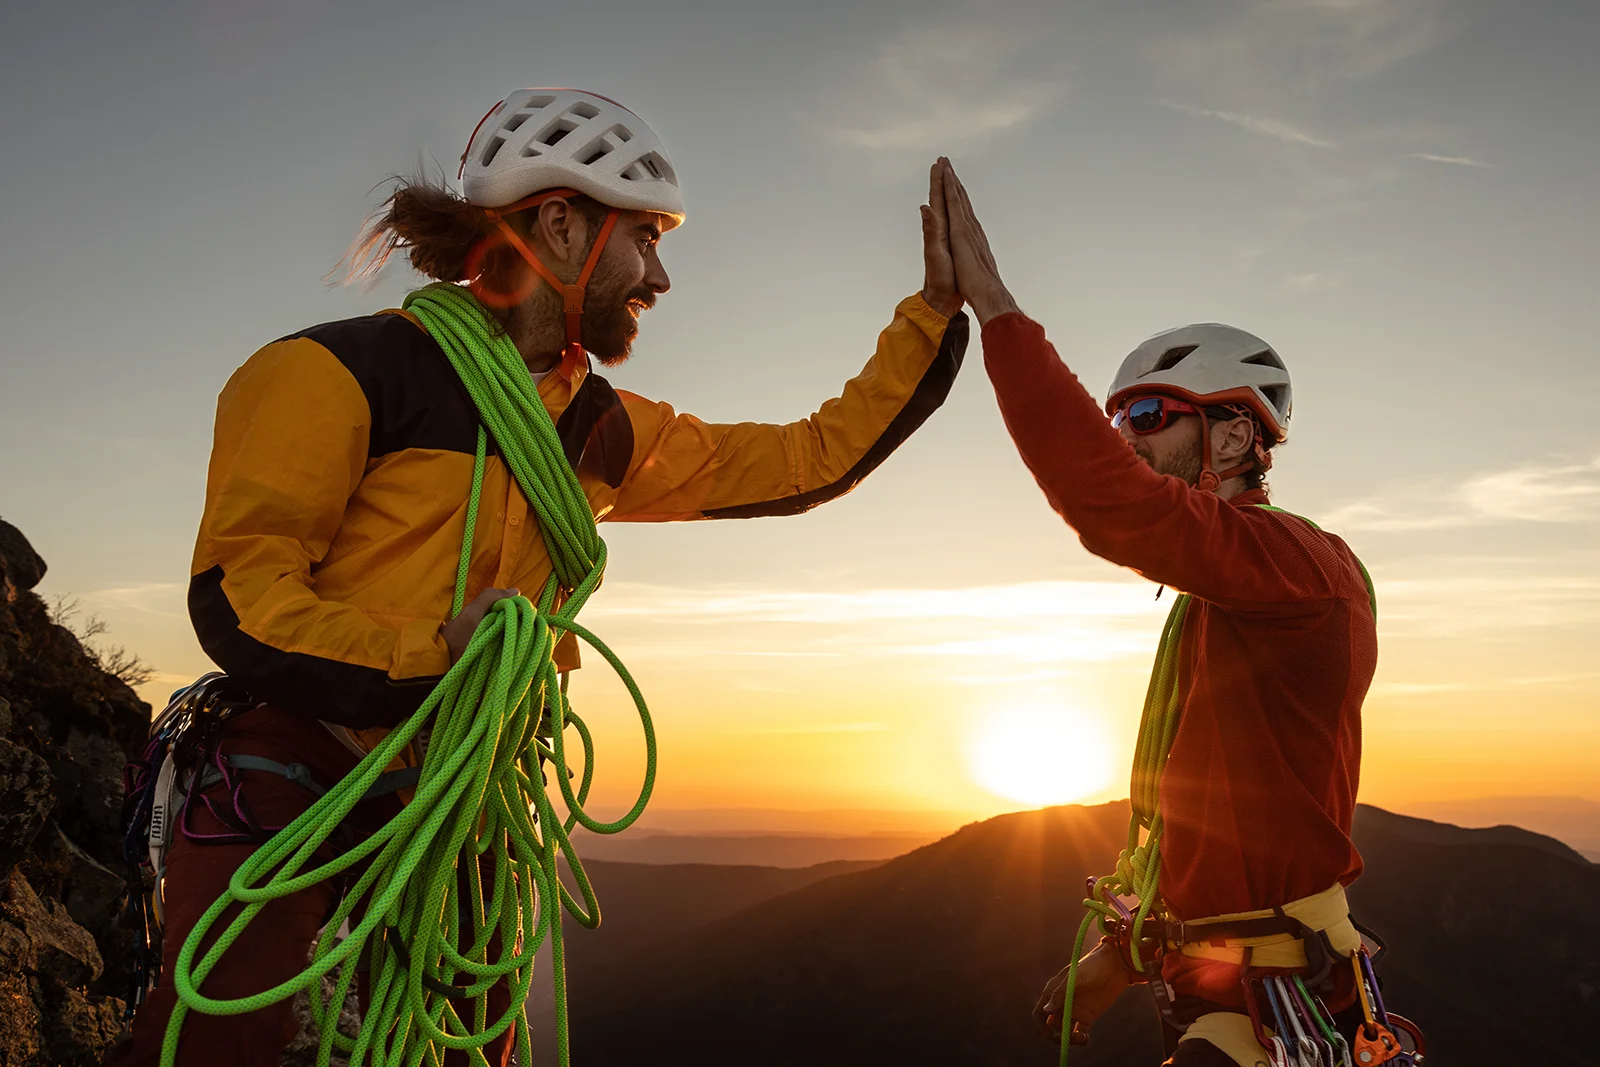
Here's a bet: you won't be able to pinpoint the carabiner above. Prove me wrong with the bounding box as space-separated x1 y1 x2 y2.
1385 1013 1426 1062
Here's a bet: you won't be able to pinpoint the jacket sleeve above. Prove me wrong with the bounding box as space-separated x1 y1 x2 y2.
980 313 1355 610
188 338 450 727
606 294 967 521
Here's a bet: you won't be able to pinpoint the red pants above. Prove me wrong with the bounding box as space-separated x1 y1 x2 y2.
110 706 515 1067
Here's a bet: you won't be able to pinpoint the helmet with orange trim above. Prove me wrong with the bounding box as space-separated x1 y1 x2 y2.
460 88 685 226
456 89 684 369
1105 324 1292 443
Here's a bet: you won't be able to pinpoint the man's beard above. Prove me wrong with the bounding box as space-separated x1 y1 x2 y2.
1133 437 1203 486
582 282 656 366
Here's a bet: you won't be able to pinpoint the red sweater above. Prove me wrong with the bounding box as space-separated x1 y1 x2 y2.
981 313 1375 925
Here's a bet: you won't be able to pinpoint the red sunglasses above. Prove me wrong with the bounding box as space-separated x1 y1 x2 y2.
1111 395 1203 435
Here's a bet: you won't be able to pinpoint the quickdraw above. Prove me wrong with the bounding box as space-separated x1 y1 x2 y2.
1242 967 1357 1067
1232 949 1424 1067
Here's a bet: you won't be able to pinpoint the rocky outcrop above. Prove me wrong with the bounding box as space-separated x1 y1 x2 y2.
0 517 151 1065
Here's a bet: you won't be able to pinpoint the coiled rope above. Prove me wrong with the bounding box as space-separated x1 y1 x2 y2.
163 281 655 1067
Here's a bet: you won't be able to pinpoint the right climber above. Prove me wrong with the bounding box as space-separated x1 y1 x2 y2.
934 156 1419 1067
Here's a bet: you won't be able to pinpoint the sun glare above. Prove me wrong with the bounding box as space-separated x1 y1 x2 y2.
968 703 1115 807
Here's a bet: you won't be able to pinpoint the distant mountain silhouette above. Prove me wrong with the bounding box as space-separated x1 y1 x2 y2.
569 830 943 868
553 803 1599 1066
1402 795 1600 861
528 856 883 1057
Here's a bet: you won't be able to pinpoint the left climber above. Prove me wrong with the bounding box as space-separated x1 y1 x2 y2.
110 88 968 1067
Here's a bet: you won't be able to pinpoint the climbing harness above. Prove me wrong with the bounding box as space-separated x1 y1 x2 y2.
1051 508 1415 1067
120 672 253 1015
126 282 654 1067
119 675 427 1019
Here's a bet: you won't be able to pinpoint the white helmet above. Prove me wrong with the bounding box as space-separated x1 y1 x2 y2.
460 88 685 225
1106 324 1293 442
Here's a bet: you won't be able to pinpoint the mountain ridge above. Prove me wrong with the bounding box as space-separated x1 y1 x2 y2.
555 801 1599 1066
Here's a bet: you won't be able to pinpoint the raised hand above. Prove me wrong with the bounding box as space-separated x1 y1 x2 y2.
920 159 962 318
941 158 1021 325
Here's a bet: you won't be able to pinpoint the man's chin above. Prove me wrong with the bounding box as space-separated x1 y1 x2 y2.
594 330 638 367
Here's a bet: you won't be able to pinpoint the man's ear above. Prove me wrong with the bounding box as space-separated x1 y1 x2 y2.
1215 416 1256 466
533 198 589 265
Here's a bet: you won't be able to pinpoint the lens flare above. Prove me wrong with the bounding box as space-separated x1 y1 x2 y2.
968 703 1114 807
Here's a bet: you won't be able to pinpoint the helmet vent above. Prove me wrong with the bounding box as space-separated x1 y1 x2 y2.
1242 349 1285 369
1261 384 1289 410
480 136 508 168
1147 344 1198 374
538 119 580 147
579 143 613 166
568 101 601 120
620 153 667 182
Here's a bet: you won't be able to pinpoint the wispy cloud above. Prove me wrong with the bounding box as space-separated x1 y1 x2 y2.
740 722 891 736
819 21 1063 154
584 580 1162 624
1161 101 1334 147
1144 0 1450 92
583 579 1168 677
84 582 185 619
1408 152 1492 168
1377 572 1600 638
1283 271 1338 292
1323 457 1600 532
1373 671 1600 698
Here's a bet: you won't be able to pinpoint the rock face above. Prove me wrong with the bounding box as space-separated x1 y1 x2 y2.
0 517 152 1065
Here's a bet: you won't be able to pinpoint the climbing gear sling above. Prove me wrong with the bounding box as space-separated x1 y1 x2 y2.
153 281 656 1067
1053 507 1407 1067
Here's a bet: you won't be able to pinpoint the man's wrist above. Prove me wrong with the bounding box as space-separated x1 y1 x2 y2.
968 285 1021 325
920 288 963 319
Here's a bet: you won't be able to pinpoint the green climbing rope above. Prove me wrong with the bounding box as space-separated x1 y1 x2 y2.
162 282 656 1067
1056 506 1376 1067
1056 590 1191 1065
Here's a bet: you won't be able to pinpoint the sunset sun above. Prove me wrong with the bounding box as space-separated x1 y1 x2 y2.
968 703 1115 807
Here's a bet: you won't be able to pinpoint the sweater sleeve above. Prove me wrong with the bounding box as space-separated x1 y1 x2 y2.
981 313 1349 609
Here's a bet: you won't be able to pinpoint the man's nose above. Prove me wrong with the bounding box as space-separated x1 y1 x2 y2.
645 253 670 295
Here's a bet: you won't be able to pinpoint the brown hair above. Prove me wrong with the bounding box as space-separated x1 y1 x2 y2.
341 178 609 300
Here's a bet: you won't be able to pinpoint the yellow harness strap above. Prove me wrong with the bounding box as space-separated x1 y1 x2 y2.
1180 1012 1275 1067
1171 883 1360 969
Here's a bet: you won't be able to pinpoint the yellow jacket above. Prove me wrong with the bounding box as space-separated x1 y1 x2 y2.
190 293 966 731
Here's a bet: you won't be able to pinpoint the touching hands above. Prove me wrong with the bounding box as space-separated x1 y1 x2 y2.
937 157 1021 325
920 160 962 318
